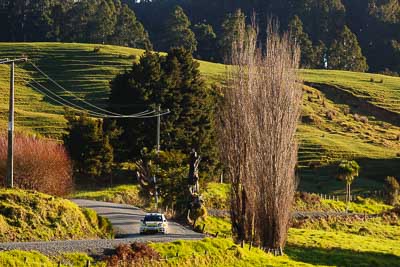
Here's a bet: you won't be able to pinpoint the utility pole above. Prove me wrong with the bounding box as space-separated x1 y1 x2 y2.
0 58 27 188
157 105 161 153
154 105 161 211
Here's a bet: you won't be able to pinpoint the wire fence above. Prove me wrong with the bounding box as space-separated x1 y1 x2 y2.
302 190 387 202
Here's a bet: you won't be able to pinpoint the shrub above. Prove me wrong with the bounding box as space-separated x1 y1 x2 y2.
342 106 350 115
354 114 368 124
369 77 374 82
93 47 101 53
326 110 335 120
105 243 160 266
296 192 321 206
384 176 399 205
0 133 73 196
128 54 137 60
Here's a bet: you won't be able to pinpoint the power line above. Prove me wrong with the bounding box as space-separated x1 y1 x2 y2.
29 61 146 117
26 77 112 117
26 80 108 118
20 77 170 119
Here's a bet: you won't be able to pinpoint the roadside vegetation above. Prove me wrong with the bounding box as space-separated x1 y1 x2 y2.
0 189 113 242
0 132 73 196
72 184 147 207
0 250 105 267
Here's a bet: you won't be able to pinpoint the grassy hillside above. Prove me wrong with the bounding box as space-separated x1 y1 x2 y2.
0 189 112 242
0 42 399 193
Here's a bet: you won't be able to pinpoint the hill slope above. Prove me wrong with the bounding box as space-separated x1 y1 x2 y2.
0 189 112 242
0 42 398 193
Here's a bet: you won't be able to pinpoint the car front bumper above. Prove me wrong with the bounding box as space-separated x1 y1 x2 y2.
140 226 167 233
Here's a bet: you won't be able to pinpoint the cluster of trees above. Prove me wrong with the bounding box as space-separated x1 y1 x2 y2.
131 0 400 73
3 0 399 72
0 0 151 48
64 48 218 181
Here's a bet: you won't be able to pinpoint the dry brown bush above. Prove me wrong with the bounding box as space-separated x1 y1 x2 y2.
326 110 336 120
0 132 73 196
353 114 369 124
105 243 160 267
218 14 301 254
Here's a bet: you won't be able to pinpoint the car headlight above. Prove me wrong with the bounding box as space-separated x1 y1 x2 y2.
158 223 163 227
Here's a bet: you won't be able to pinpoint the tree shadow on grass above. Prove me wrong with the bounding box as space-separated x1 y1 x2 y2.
286 245 400 267
298 157 400 194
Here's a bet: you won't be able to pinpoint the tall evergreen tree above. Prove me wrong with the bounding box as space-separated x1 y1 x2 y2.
109 48 218 177
288 15 315 68
48 1 74 41
112 4 152 49
193 23 217 61
23 0 54 41
64 112 113 178
328 25 368 72
313 40 328 69
64 0 97 42
87 0 117 44
164 6 197 53
219 9 246 60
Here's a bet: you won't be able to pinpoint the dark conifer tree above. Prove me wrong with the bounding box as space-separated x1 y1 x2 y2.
288 15 315 68
112 4 152 49
109 48 218 177
64 112 113 178
193 23 217 61
219 9 246 60
164 6 197 53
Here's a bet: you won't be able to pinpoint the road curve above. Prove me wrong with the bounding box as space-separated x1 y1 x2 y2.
0 199 204 255
71 199 198 237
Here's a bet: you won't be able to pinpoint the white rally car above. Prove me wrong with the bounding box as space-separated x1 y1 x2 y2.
139 213 169 234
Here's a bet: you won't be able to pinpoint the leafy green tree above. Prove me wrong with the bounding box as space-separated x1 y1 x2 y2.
109 48 218 178
164 6 197 53
338 160 360 211
328 26 368 72
64 112 113 178
193 23 217 61
137 149 189 210
112 4 152 49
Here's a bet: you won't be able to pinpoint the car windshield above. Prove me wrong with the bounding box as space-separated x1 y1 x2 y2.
144 215 163 222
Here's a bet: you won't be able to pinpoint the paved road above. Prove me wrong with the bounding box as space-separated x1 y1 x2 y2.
71 199 197 237
0 200 204 255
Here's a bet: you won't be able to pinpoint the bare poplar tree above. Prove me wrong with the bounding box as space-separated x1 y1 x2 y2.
217 16 302 255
